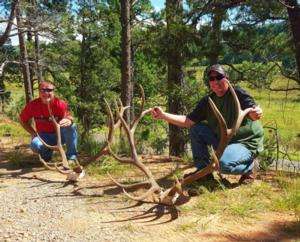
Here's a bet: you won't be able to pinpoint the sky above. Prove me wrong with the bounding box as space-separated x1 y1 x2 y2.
151 0 164 10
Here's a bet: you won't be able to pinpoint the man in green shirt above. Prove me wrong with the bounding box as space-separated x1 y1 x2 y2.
152 64 264 184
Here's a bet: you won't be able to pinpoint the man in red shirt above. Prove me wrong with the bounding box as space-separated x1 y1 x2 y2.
19 80 78 168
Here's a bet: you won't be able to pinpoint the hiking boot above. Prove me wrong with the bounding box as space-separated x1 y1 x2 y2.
183 169 214 182
238 160 257 185
187 188 201 197
238 172 255 185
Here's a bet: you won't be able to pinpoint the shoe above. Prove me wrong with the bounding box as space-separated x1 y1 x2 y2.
183 169 214 181
187 188 200 197
238 160 257 185
238 172 255 184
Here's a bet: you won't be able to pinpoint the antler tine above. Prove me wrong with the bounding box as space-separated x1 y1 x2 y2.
115 98 128 128
106 142 133 163
36 133 59 150
107 172 150 188
131 84 145 127
208 97 229 158
105 98 115 142
227 81 252 135
122 185 161 202
80 98 127 167
38 155 72 175
131 85 152 134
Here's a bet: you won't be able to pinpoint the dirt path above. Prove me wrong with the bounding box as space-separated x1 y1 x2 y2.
0 144 299 242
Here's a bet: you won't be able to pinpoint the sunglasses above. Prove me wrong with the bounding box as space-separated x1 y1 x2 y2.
39 88 54 93
208 74 225 82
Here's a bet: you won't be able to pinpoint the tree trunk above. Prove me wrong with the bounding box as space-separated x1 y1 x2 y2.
286 0 300 84
120 0 132 123
0 0 18 47
166 0 185 156
207 8 226 65
34 32 43 82
16 2 32 102
27 29 35 96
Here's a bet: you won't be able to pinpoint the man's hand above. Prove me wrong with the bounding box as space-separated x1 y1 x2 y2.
248 105 263 121
59 118 73 127
151 107 165 120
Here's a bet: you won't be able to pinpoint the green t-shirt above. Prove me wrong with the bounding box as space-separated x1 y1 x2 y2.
187 87 264 154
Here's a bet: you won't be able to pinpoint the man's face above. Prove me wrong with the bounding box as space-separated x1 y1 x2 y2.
208 71 229 97
39 82 55 103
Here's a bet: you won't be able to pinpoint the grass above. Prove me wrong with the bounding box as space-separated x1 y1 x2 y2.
84 156 129 177
273 173 300 221
0 114 29 145
179 173 300 224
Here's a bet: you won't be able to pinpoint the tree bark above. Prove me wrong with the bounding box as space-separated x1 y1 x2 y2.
34 32 43 82
120 0 132 123
207 8 226 65
166 0 185 156
286 0 300 84
16 1 32 102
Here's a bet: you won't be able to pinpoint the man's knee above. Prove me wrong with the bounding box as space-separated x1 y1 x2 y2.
61 123 77 135
30 137 42 153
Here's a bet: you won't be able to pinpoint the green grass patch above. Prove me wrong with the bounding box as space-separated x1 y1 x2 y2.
273 174 300 221
0 114 30 145
84 156 129 177
180 172 300 223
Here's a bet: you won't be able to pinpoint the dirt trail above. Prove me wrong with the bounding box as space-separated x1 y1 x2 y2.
0 143 299 242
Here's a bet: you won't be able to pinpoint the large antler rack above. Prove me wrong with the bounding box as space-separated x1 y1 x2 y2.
158 81 253 205
106 85 163 201
37 99 83 180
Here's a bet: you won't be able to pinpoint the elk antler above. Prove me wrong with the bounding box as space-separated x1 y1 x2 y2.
158 81 253 205
79 98 127 167
106 85 163 201
37 99 83 180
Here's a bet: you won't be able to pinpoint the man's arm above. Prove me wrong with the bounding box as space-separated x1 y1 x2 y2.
248 105 263 121
56 99 74 127
59 116 73 127
19 117 37 138
151 107 194 128
235 87 263 121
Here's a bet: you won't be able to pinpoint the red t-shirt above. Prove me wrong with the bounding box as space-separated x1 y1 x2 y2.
20 97 71 133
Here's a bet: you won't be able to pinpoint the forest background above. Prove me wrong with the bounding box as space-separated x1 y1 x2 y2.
0 0 300 167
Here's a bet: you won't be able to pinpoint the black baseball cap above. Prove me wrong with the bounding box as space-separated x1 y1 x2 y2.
207 64 228 77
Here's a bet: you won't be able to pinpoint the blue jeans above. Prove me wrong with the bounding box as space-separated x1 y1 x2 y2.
190 123 255 175
31 124 78 161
